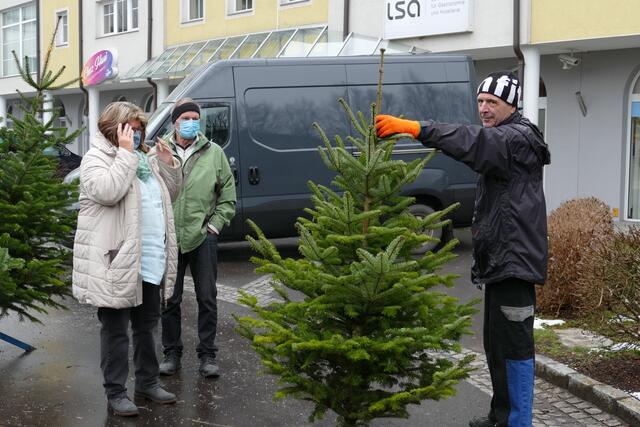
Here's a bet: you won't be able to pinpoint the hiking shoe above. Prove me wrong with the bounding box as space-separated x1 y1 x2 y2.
107 396 138 417
199 356 220 378
469 416 497 427
134 385 177 404
159 354 181 376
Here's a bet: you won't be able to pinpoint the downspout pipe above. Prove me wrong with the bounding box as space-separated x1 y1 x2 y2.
36 0 41 84
513 0 525 94
79 0 88 116
342 0 350 40
146 0 158 111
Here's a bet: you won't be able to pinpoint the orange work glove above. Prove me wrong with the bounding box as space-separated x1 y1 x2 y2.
375 114 421 139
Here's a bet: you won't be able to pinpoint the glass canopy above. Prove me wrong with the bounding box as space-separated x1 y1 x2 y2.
118 26 425 82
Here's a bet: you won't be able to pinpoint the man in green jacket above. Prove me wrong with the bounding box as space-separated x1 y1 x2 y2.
159 98 236 378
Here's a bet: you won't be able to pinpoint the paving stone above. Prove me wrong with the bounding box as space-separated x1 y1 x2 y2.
555 328 613 349
591 384 633 413
569 373 603 402
616 397 640 426
538 361 576 389
576 402 593 409
594 413 613 421
569 411 589 419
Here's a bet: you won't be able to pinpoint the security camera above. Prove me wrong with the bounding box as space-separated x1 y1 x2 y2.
558 53 581 69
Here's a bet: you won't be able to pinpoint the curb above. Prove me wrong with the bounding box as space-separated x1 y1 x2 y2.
536 354 640 426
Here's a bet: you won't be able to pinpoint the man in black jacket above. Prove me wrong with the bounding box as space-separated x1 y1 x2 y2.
376 71 550 427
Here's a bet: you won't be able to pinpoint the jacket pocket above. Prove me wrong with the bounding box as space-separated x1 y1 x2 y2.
500 305 534 322
105 241 123 269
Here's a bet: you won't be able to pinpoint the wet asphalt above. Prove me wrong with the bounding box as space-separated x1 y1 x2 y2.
0 228 491 427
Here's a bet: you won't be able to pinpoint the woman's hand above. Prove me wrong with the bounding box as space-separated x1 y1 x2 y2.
117 123 134 152
156 137 174 165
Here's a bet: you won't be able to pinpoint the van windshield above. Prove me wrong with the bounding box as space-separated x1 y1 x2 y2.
146 102 173 137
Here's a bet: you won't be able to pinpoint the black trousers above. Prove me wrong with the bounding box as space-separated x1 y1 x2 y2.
97 282 160 399
161 233 218 359
484 278 536 427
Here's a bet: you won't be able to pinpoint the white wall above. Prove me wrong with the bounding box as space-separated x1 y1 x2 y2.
99 88 154 110
57 93 84 154
327 0 345 34
541 48 640 217
151 0 164 57
82 0 149 78
476 49 640 217
349 0 515 58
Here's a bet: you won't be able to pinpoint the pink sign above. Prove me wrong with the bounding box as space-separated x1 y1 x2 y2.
82 50 118 86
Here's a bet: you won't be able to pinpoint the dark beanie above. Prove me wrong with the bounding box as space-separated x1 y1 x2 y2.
477 71 521 107
171 101 200 123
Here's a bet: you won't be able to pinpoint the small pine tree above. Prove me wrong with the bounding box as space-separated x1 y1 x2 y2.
236 54 476 426
0 20 80 322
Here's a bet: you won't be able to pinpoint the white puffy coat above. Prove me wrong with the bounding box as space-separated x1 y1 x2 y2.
72 134 181 308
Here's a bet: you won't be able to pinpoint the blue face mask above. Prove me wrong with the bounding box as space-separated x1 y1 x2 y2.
133 130 142 150
179 119 200 140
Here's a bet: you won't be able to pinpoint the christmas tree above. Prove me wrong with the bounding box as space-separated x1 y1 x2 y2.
0 20 80 322
236 52 476 426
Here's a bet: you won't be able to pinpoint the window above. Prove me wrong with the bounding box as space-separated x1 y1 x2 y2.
245 86 348 151
55 10 68 46
143 93 155 113
131 0 138 28
183 0 203 22
116 0 127 32
101 0 138 35
228 0 253 15
627 76 640 220
2 3 37 76
280 0 309 4
103 3 114 33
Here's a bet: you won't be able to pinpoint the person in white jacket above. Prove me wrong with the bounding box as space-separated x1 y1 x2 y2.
72 102 182 417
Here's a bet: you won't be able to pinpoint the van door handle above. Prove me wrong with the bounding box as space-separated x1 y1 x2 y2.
248 166 260 185
232 167 239 186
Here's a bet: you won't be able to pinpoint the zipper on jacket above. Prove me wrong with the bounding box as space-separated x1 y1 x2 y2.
151 162 170 306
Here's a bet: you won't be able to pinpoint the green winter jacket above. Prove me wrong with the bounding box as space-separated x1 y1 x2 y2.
167 130 236 253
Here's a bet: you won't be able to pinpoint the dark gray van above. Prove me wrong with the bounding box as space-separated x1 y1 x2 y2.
145 54 478 249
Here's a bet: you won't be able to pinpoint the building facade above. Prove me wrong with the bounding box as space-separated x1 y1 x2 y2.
342 0 640 223
3 0 640 224
0 0 331 153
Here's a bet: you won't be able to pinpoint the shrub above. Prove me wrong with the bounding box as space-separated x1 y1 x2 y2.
587 228 640 345
538 197 613 317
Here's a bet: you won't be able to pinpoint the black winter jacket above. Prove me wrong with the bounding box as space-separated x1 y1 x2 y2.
417 112 551 285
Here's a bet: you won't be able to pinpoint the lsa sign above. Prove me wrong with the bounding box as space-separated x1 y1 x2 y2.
82 49 118 86
387 0 421 20
384 0 472 40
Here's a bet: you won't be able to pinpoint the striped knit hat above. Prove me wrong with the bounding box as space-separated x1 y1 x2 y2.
477 71 521 107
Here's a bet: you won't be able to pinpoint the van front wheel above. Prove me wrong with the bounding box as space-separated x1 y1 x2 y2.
408 203 451 255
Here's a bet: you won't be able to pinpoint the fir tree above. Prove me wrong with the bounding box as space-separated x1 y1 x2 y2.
0 19 80 322
236 52 477 426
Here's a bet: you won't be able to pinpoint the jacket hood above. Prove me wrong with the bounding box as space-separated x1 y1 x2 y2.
502 112 551 166
91 133 119 157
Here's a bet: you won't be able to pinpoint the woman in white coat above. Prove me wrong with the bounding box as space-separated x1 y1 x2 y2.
72 102 181 417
